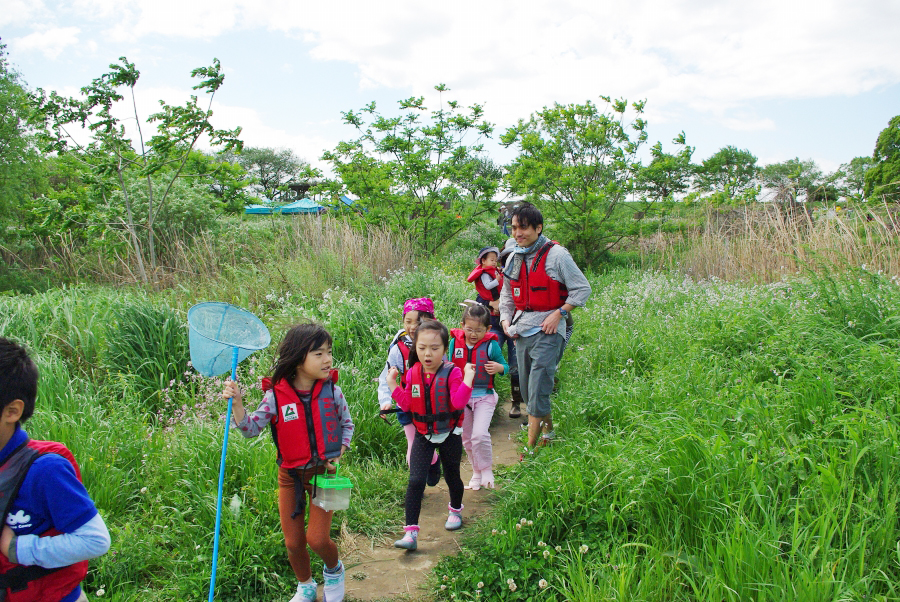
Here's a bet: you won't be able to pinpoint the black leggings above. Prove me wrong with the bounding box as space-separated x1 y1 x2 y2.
405 432 464 526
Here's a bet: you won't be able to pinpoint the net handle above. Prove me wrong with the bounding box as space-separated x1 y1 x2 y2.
208 346 238 602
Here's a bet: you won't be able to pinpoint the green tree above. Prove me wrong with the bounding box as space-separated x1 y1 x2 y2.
760 158 834 204
695 145 758 203
183 150 249 213
836 156 873 201
224 146 308 204
320 84 500 255
636 132 694 202
865 116 900 201
501 96 648 265
0 40 45 240
33 57 242 283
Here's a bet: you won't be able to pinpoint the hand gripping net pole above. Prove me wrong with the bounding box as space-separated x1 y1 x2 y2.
187 302 270 602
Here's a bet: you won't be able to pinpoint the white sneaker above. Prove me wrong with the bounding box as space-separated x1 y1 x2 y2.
465 470 482 490
289 579 318 602
323 560 345 601
480 468 495 489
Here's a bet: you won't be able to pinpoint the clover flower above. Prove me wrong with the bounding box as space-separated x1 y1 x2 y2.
539 579 549 589
579 544 589 554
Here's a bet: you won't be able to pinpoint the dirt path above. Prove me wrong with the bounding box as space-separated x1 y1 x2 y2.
338 409 523 601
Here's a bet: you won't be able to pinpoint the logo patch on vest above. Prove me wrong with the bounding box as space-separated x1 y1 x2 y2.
513 287 521 296
6 509 32 529
281 403 299 422
412 385 421 398
454 348 464 359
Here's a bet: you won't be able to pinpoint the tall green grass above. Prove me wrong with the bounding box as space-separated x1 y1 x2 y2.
437 269 900 600
0 257 481 600
7 247 899 600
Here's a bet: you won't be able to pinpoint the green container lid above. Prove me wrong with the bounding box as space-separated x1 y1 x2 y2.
316 464 353 490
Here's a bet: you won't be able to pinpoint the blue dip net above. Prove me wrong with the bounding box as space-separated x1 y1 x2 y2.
188 302 271 378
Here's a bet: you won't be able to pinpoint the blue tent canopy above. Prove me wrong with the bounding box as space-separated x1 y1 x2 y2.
244 196 358 215
245 204 275 214
279 198 324 214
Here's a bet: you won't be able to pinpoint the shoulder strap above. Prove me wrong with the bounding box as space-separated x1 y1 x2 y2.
0 441 65 591
531 241 557 270
0 442 40 520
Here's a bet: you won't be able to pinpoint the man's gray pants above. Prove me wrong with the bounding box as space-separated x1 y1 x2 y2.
516 331 565 418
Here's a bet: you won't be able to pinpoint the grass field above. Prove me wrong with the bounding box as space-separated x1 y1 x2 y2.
2 211 900 601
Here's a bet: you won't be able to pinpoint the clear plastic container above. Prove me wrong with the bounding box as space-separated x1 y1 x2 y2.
312 465 353 512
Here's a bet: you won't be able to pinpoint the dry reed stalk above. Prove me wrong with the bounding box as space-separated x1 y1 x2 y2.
663 203 900 282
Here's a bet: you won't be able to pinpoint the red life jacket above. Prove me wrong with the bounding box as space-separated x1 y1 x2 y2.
389 333 413 386
449 329 499 390
0 440 89 602
406 362 462 435
268 371 344 469
509 241 569 312
467 266 503 302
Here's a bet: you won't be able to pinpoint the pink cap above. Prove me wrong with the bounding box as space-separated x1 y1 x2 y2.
403 297 435 316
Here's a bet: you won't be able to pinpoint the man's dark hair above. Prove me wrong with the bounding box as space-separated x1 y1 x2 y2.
511 203 543 230
0 338 37 423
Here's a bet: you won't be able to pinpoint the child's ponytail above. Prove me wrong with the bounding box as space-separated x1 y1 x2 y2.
461 303 491 329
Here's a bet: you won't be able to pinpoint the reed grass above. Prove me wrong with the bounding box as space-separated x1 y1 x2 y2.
649 203 900 283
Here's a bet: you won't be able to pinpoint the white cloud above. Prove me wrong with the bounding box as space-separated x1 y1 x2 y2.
207 102 334 169
40 80 332 170
242 0 900 128
0 0 46 28
27 0 900 128
718 114 777 132
11 26 80 60
12 0 900 157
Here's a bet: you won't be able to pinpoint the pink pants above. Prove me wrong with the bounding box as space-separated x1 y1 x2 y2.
462 392 497 472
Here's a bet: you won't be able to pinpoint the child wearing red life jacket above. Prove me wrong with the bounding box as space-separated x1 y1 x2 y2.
470 244 525 419
386 320 475 550
467 246 502 315
223 323 354 602
376 298 442 485
0 337 110 602
449 304 508 490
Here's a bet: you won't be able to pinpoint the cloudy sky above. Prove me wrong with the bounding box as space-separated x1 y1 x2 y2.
3 0 899 173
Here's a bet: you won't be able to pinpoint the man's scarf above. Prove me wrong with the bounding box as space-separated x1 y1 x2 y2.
504 234 549 280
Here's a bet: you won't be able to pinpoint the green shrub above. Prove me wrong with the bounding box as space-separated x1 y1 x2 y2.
104 300 189 412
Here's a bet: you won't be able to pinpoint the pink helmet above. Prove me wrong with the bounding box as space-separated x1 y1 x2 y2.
403 297 435 316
